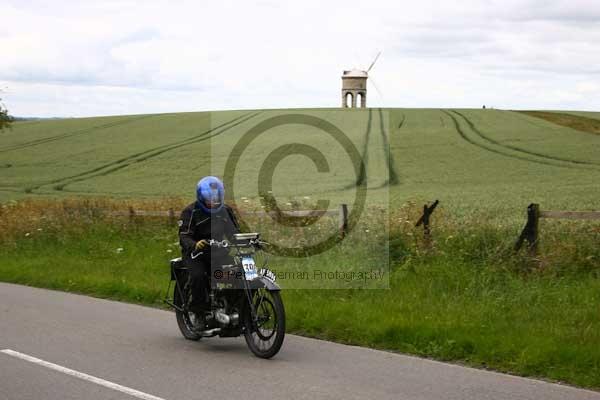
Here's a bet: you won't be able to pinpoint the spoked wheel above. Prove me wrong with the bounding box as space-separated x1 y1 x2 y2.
173 282 203 341
244 289 285 358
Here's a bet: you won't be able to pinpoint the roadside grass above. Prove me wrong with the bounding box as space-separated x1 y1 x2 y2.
0 198 599 389
286 263 600 388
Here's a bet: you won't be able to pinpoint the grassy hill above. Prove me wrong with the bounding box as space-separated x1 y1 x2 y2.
1 108 600 387
1 108 599 219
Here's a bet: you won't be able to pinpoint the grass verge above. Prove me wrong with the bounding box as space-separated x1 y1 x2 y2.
0 198 599 389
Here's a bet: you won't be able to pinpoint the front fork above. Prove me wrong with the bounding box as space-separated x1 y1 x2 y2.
242 276 258 329
243 283 271 333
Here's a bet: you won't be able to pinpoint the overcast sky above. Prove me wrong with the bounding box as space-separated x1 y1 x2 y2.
1 0 599 117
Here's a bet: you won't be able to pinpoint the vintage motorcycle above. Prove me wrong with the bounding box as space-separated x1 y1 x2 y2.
165 232 285 359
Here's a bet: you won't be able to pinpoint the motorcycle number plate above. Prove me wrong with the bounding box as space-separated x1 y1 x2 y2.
242 256 257 280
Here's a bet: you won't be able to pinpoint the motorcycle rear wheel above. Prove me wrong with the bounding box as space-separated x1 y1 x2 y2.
173 282 202 341
244 289 285 359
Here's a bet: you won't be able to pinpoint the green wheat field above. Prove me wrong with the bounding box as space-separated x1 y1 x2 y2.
2 108 599 217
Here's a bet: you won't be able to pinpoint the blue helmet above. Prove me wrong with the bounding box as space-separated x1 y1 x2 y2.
196 176 225 214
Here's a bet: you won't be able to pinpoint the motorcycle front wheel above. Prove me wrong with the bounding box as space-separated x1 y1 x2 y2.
244 289 285 359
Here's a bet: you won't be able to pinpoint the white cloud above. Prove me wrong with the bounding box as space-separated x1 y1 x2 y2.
1 0 599 117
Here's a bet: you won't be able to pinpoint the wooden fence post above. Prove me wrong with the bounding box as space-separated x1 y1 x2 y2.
128 206 136 223
415 200 439 249
514 203 540 256
527 203 540 257
339 203 348 238
168 208 175 225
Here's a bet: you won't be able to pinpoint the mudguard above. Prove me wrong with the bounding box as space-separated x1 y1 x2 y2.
247 275 281 291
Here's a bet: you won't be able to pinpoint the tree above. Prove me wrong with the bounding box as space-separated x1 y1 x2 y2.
0 96 13 131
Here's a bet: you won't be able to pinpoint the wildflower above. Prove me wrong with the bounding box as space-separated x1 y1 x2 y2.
37 228 43 231
116 247 124 253
303 196 310 200
166 249 173 253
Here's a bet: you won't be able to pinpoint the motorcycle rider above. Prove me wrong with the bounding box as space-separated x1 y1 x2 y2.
178 176 240 316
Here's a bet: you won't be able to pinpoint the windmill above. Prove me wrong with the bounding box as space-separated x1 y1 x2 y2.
341 51 381 108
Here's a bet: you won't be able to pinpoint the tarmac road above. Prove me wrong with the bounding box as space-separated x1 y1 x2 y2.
1 282 598 400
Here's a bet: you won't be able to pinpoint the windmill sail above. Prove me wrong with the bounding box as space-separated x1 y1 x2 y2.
367 51 381 73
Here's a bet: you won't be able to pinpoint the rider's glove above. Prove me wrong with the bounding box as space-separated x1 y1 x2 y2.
195 239 209 251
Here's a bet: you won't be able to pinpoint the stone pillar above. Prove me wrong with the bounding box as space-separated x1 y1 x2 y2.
342 90 356 108
341 71 368 108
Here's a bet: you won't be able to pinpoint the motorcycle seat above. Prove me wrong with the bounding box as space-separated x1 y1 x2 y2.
170 257 183 269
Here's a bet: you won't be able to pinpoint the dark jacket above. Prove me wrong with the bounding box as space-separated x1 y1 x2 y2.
178 202 240 263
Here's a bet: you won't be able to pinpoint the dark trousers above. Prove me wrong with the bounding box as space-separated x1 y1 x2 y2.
185 252 233 308
188 258 209 307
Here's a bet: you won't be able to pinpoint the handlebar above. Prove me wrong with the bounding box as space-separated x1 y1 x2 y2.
209 239 229 248
207 238 268 248
191 237 268 259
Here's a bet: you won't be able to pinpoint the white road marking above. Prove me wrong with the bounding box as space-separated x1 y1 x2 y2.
1 349 166 400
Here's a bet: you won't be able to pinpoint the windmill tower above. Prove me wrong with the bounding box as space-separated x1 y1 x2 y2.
341 52 380 108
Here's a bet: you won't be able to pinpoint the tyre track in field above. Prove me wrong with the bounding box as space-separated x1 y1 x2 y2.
16 112 252 192
452 110 600 168
379 108 400 186
346 109 372 189
398 115 406 130
370 109 401 189
0 114 158 153
0 187 23 193
42 112 261 192
442 110 592 170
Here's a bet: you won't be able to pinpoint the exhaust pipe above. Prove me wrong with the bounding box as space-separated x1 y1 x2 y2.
200 328 221 337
